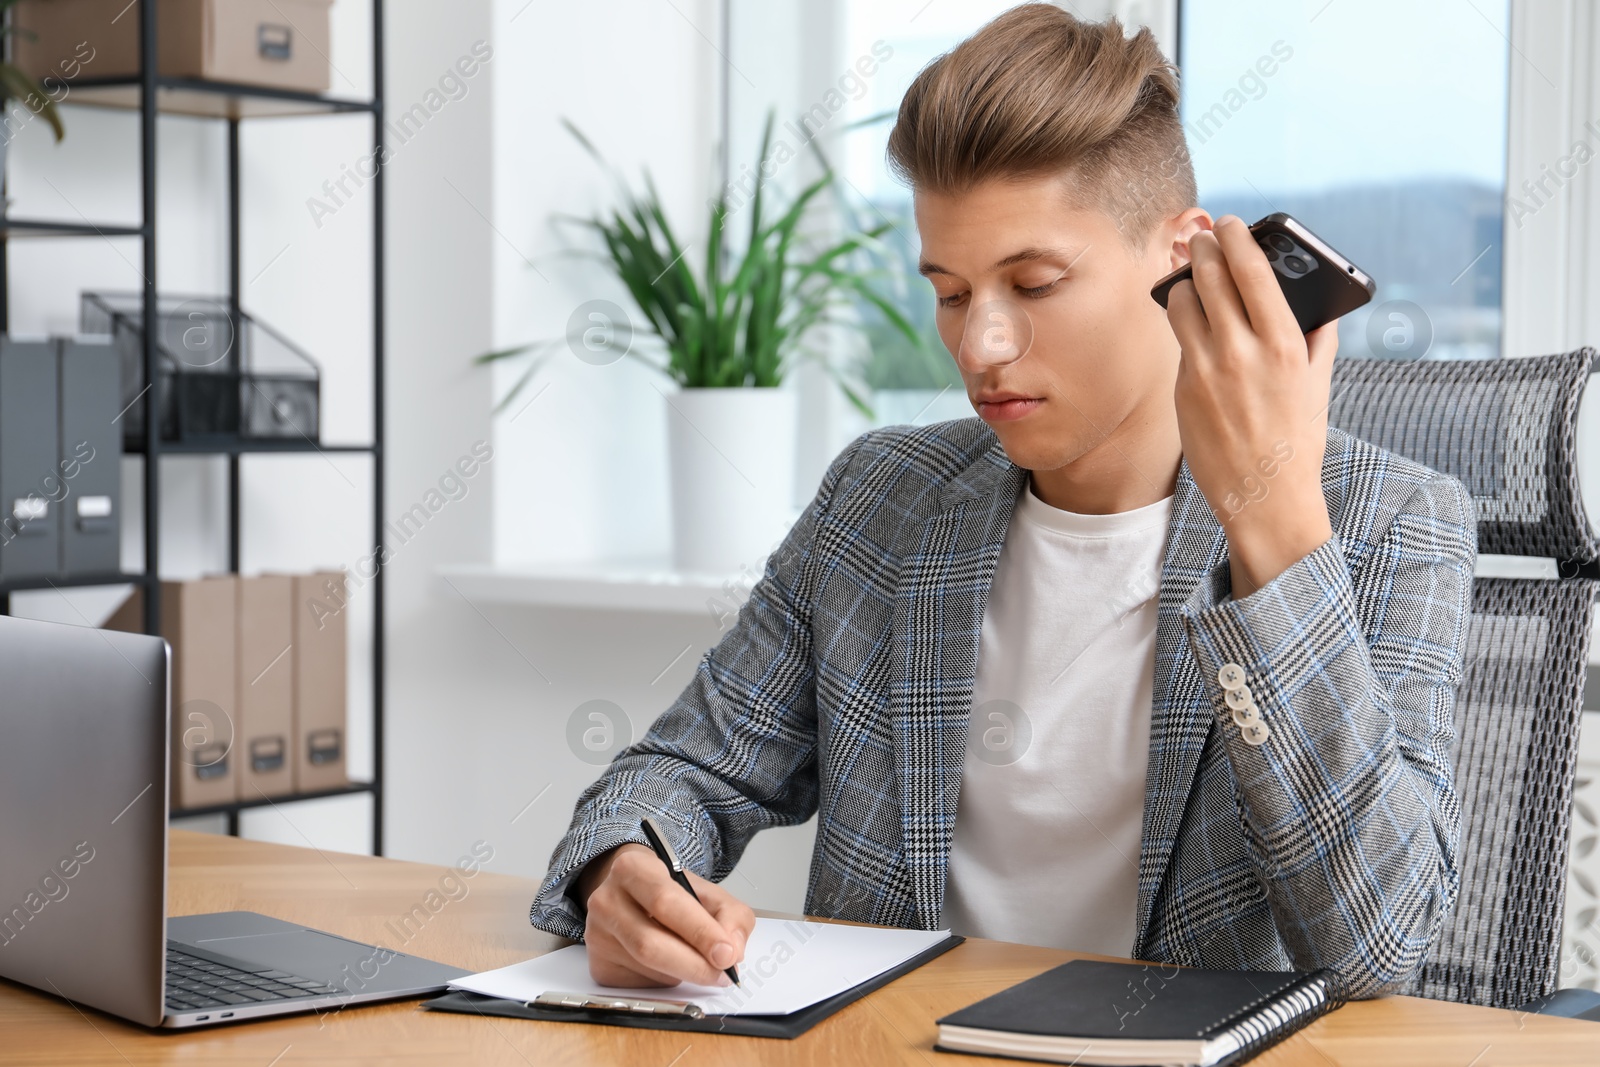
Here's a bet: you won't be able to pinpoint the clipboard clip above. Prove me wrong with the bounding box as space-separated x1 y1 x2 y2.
529 991 707 1020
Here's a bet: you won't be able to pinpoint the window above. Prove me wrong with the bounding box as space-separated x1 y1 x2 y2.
836 1 1023 424
1178 0 1511 360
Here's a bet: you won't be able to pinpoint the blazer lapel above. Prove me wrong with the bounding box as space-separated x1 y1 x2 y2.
1134 460 1229 949
890 441 1026 929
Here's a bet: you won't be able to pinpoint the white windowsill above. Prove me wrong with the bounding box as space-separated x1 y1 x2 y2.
437 561 747 615
435 554 1600 672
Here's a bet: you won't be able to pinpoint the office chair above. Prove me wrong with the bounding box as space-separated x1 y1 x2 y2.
1328 348 1600 1016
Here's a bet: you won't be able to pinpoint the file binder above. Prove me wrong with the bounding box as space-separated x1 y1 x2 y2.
422 933 962 1039
0 338 59 578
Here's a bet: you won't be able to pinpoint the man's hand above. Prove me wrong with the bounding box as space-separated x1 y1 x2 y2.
576 843 755 988
1165 214 1338 598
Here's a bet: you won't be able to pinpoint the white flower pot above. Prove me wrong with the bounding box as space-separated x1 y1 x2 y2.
665 387 798 575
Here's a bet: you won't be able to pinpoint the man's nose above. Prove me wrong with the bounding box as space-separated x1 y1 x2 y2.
956 297 1034 370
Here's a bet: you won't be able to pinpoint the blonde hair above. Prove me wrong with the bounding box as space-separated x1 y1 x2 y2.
886 3 1196 252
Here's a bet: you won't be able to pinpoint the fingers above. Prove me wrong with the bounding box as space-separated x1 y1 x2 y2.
1210 215 1300 345
586 924 684 988
1306 318 1340 371
691 872 757 948
1185 225 1253 348
1164 275 1213 360
1304 320 1339 426
582 844 751 989
629 870 743 977
600 888 735 987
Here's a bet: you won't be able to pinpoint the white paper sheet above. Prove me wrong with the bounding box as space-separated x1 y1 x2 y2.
449 918 950 1016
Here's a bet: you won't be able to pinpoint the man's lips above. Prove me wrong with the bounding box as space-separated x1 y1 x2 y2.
975 396 1043 422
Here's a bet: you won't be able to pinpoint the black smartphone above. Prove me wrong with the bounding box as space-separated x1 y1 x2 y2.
1150 212 1376 334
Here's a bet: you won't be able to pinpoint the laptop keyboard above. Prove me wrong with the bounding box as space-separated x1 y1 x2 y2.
165 944 338 1014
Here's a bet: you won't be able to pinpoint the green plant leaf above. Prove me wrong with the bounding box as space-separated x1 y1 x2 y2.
492 355 552 414
0 63 63 141
474 340 557 365
476 108 934 409
841 109 896 133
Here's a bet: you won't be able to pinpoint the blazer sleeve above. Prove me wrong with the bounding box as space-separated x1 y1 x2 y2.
526 433 870 941
1178 471 1476 998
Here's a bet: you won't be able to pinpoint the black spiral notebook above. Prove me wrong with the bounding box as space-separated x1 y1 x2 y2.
936 959 1342 1066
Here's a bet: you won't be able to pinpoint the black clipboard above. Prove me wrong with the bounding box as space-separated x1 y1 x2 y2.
422 934 963 1039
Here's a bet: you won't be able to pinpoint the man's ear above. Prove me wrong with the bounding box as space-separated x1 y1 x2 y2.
1165 208 1215 271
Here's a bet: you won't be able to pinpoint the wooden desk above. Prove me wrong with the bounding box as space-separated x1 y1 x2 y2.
1 831 1593 1066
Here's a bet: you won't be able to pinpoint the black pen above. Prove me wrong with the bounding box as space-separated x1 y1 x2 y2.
640 816 740 987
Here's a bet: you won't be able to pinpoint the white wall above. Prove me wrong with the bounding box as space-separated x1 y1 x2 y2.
462 0 816 912
488 1 722 567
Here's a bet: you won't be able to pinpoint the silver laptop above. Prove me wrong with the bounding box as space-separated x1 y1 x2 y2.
0 612 468 1028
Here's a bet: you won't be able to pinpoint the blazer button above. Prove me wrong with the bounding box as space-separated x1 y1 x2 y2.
1217 663 1246 689
1231 703 1260 726
1241 720 1271 746
1224 686 1254 711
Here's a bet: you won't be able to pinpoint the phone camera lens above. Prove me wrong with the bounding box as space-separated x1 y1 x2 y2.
1265 247 1280 262
1266 233 1295 253
1284 254 1310 273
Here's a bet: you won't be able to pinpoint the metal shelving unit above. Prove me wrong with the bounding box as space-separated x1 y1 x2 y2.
0 2 388 853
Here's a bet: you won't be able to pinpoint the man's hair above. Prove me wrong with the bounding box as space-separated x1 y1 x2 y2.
886 3 1196 253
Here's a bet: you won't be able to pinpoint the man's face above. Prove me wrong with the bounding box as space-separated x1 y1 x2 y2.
915 175 1192 474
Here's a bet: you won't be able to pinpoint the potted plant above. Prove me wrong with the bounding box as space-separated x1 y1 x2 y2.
0 0 67 191
482 114 920 574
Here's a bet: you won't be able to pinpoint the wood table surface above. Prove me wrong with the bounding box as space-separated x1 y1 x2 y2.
0 830 1593 1066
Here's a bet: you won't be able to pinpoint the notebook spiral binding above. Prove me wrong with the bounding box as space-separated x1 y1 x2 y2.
1213 970 1345 1066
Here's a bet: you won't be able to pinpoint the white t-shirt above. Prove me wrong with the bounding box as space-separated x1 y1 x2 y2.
938 483 1173 955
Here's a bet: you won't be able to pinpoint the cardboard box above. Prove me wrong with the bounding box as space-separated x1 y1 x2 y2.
108 578 240 808
102 586 143 634
237 576 295 799
14 0 334 94
292 572 347 792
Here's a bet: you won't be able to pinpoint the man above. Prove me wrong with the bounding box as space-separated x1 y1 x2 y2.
529 4 1473 999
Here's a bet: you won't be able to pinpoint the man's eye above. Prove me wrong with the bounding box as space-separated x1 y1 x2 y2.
937 292 969 309
1018 281 1059 299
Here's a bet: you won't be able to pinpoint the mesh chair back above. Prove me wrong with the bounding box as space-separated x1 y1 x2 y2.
1329 348 1600 564
1329 351 1598 1008
1411 577 1594 1006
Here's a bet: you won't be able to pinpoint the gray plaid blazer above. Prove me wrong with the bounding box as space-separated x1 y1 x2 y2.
530 418 1475 997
